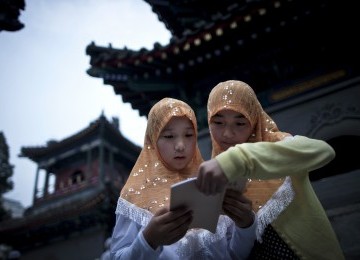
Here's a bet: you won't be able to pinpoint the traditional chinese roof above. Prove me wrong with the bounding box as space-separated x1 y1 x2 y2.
19 114 141 165
0 184 118 252
1 115 140 252
86 0 360 129
0 0 25 32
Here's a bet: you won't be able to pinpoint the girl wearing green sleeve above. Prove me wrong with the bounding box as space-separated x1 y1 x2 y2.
197 80 344 260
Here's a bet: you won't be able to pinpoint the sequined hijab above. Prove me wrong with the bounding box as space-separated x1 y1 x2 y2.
120 98 204 214
208 80 291 212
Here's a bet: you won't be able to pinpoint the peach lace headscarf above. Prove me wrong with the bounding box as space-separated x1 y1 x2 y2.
120 98 204 214
208 80 291 212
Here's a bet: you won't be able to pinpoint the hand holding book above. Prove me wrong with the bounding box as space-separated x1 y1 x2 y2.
170 177 224 233
170 177 248 233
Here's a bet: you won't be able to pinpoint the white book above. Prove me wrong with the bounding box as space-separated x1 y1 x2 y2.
170 177 225 233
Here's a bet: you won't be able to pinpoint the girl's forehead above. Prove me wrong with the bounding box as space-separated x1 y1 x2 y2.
163 116 193 129
169 115 189 120
214 109 245 117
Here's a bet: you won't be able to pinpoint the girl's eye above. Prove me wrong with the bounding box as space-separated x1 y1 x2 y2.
236 122 246 126
185 133 194 137
163 134 173 138
212 121 223 125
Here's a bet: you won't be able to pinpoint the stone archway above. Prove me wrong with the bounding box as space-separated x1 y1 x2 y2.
310 135 360 181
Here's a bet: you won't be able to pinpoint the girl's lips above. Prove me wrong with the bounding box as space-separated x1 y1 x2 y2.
174 156 185 159
221 142 236 150
222 141 234 147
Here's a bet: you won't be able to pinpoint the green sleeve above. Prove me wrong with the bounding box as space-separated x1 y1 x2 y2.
215 135 335 182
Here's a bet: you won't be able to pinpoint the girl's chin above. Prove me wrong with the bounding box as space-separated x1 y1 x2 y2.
171 160 189 170
220 144 232 151
222 142 241 150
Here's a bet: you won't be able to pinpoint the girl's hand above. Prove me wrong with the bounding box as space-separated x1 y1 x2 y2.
196 158 229 195
222 189 254 228
143 206 193 249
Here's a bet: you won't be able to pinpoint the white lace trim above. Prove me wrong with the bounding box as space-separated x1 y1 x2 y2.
256 176 295 242
174 215 233 258
115 198 234 258
115 198 153 226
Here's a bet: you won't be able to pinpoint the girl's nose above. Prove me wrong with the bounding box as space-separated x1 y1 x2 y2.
223 126 234 138
175 139 185 151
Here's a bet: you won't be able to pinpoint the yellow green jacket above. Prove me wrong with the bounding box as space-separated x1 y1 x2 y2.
216 135 344 260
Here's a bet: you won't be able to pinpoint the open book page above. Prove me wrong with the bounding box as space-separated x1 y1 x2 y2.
170 177 225 233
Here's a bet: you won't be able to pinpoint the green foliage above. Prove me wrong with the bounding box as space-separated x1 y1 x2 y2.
0 131 14 221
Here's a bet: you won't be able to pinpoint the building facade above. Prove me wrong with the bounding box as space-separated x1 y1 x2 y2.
0 115 141 260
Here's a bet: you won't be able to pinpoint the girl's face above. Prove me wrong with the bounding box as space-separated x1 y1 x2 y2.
209 109 252 151
157 116 196 170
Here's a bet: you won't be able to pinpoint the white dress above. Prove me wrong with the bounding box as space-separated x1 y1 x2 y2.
110 198 257 260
